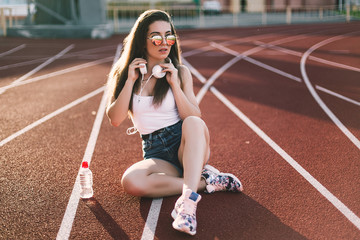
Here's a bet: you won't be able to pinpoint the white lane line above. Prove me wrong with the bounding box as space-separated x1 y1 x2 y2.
0 86 105 148
196 55 243 103
0 44 26 58
140 198 163 240
244 57 303 82
0 45 75 95
56 44 122 240
210 86 360 231
300 34 360 150
211 42 302 83
184 58 360 231
0 45 117 71
213 41 360 107
316 85 360 107
56 88 108 240
0 56 113 93
254 40 360 73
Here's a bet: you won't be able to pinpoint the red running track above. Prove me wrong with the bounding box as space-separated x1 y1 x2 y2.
0 22 359 239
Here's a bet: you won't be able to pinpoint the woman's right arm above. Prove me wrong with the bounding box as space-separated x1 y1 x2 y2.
106 58 146 127
106 80 135 127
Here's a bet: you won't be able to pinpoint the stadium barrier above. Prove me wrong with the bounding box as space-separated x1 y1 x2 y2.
106 4 354 33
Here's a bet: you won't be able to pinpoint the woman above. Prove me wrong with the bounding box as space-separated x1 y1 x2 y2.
106 9 243 236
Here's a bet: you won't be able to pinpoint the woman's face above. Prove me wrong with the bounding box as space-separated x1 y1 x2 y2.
146 20 173 62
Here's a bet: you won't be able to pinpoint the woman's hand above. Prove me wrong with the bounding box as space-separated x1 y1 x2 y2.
160 62 179 87
128 58 147 82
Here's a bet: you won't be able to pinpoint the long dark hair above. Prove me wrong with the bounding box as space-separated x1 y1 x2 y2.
107 9 182 112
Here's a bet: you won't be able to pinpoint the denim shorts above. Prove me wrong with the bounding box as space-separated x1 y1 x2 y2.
141 121 183 176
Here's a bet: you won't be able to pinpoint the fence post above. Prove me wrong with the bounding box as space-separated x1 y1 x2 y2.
0 8 6 37
199 7 204 27
113 8 119 33
286 6 291 24
319 7 323 20
262 8 267 25
346 4 350 22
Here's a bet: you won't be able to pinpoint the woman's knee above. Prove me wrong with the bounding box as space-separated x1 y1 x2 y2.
183 116 207 132
182 116 209 139
121 168 148 197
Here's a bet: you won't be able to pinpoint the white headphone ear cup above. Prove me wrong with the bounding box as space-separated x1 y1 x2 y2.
152 65 166 78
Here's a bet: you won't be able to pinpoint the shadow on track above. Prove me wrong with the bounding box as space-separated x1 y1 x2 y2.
83 198 130 240
141 193 307 240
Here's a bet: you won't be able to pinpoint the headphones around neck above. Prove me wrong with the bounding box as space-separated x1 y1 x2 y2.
139 58 172 79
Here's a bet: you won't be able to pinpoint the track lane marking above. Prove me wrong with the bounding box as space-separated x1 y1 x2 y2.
141 198 163 240
0 56 113 93
213 42 360 107
211 41 303 83
197 35 310 103
0 44 75 95
254 40 360 73
56 44 122 240
184 59 360 231
56 88 108 240
0 44 26 58
316 85 360 107
300 34 360 150
0 87 105 148
0 45 117 71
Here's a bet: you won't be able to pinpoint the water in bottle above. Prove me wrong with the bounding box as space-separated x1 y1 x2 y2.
79 161 93 199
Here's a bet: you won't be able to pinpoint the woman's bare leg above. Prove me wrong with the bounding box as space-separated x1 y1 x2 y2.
178 116 210 193
121 158 206 198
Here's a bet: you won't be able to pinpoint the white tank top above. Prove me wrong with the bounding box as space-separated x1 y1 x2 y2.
131 89 181 135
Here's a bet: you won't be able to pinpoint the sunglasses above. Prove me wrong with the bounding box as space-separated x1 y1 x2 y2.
148 34 176 46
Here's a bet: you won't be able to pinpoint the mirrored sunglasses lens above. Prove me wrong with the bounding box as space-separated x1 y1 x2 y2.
151 36 162 46
166 35 176 45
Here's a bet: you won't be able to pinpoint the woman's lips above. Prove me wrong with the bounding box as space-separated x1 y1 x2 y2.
159 48 168 53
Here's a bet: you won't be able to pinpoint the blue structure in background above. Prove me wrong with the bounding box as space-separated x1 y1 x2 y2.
7 0 113 39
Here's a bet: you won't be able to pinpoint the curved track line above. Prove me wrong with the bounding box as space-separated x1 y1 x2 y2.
300 34 360 150
184 59 360 231
209 86 360 231
254 41 360 73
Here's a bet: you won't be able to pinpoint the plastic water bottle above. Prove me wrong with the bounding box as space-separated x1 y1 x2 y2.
79 161 93 199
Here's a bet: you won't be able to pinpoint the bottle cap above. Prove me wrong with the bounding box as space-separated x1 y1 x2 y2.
82 161 89 168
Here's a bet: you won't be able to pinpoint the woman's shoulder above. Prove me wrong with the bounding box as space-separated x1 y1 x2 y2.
177 64 191 77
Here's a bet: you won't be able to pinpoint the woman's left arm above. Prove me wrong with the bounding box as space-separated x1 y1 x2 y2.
163 63 201 119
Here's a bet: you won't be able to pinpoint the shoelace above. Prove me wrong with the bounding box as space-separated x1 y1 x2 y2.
180 199 197 216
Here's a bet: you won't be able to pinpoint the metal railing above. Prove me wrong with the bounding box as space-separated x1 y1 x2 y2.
0 4 357 37
106 4 355 33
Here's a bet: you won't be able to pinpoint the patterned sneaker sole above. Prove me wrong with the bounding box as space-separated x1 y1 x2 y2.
222 172 244 192
206 171 244 193
172 221 196 236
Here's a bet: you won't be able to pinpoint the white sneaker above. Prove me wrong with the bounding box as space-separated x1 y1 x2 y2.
201 164 244 193
172 189 201 236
